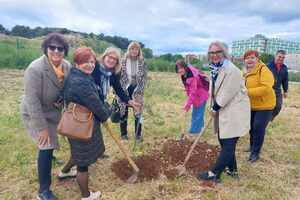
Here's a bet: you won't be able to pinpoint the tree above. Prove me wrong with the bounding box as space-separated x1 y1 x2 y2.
260 53 274 64
0 24 8 34
142 48 153 59
159 53 173 62
11 25 34 38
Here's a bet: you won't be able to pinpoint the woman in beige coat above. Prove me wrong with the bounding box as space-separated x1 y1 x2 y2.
20 33 71 200
198 41 250 183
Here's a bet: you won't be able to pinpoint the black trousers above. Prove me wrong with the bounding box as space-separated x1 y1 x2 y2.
250 110 272 156
212 136 239 178
38 149 53 193
271 93 282 121
120 85 142 137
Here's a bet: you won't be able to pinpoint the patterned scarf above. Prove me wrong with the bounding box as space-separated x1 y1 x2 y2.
209 59 226 81
98 63 112 99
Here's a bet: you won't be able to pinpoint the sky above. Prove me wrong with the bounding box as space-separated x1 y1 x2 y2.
0 0 300 55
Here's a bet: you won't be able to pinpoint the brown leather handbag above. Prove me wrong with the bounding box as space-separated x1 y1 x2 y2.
57 102 94 141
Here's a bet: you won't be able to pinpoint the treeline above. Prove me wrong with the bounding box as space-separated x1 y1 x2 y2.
148 53 207 72
0 24 151 52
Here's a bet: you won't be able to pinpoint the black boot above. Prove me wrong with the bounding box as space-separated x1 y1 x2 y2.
248 153 260 163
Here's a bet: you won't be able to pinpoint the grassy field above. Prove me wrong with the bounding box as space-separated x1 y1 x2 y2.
0 69 300 200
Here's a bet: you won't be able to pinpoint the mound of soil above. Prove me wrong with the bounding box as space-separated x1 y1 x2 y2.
111 139 219 182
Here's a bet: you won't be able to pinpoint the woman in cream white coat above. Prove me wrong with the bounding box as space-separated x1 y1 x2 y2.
198 41 250 183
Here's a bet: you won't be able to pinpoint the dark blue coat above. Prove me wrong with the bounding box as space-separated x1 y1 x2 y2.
267 60 289 96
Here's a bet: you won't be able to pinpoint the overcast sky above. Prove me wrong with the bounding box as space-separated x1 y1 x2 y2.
0 0 300 54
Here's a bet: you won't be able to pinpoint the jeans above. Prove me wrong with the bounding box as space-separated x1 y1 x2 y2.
189 102 206 134
271 93 282 121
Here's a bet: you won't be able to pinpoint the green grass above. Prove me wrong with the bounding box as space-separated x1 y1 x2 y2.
0 35 115 69
0 70 300 200
289 71 300 82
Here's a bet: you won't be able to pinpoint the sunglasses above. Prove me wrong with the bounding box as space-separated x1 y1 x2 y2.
208 50 223 55
48 45 64 53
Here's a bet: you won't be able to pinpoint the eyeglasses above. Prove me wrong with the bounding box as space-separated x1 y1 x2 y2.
107 55 118 62
208 50 223 56
48 45 64 53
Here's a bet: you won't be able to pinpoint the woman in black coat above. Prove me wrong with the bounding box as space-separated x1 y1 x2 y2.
91 47 141 108
59 47 110 200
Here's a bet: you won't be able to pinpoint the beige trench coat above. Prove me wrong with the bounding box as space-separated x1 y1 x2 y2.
211 61 250 139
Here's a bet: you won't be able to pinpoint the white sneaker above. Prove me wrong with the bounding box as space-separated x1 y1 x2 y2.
82 191 102 200
58 168 77 180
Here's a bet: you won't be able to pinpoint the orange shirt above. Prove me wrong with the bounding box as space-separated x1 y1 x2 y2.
49 59 64 83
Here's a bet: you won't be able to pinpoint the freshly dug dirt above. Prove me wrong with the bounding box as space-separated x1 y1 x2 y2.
111 139 219 182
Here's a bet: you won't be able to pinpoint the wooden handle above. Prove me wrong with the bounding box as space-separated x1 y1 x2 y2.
183 117 213 166
103 122 140 173
181 112 187 135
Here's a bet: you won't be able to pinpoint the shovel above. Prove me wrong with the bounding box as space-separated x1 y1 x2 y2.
179 113 187 144
103 122 140 183
133 113 143 151
176 116 213 176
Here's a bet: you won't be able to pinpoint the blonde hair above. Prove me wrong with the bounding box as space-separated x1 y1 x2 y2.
125 41 144 60
208 41 230 60
100 47 121 73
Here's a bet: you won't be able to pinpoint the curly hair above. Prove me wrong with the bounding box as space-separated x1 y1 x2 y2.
41 32 69 56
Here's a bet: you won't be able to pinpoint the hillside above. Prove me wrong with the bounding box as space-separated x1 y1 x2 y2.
0 34 114 69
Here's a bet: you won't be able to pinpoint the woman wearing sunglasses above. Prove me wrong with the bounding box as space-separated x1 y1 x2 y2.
20 33 71 200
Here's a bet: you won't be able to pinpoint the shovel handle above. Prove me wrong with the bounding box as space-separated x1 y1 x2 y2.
103 122 140 173
183 117 213 166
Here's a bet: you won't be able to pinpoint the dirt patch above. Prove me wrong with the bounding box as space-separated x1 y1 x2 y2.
111 139 219 182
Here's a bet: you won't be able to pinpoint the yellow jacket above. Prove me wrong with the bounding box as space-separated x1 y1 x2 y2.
245 61 276 111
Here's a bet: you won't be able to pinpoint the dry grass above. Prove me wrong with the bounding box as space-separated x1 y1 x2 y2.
0 70 299 200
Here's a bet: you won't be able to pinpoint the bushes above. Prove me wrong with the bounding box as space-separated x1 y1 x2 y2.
147 58 175 72
0 38 42 69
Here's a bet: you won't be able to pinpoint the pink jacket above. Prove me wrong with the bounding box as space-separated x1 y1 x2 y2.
184 66 209 111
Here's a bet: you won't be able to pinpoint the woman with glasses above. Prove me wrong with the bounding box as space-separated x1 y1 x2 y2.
20 32 71 200
198 41 250 183
91 47 141 112
243 50 275 162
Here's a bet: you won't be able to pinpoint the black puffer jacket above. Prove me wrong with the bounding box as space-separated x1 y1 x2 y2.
63 67 111 166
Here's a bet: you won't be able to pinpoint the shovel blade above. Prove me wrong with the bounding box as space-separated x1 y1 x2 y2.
175 165 187 177
127 172 139 184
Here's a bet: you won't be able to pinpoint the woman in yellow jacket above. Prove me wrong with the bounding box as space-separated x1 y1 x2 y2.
244 50 276 162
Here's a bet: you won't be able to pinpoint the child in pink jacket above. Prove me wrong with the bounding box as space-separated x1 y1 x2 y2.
175 59 209 135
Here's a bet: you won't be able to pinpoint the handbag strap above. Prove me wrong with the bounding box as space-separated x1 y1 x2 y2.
71 104 93 122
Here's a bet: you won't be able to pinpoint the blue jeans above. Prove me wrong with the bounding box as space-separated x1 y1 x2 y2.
189 102 206 134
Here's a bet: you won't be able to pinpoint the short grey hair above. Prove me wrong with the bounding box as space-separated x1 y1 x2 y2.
207 41 230 59
276 50 286 55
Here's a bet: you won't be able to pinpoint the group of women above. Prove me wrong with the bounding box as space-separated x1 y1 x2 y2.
21 32 277 200
176 42 276 183
21 33 146 200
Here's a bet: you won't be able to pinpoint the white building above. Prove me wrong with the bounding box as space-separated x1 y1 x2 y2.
285 54 300 71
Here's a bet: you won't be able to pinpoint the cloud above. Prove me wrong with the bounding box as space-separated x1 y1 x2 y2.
0 0 299 54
